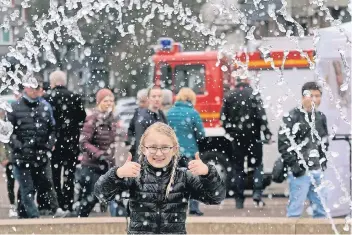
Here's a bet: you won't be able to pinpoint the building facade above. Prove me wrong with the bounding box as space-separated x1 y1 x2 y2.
201 0 351 49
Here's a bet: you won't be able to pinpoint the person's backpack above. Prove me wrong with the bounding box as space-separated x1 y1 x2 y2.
272 157 287 183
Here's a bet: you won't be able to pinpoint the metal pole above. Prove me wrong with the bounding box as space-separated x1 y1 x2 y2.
332 134 352 219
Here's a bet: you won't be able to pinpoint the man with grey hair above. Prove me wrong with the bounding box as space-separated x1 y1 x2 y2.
136 88 148 109
126 89 149 157
162 89 173 115
44 70 86 211
49 70 67 88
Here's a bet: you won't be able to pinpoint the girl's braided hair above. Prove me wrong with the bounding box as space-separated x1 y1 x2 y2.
137 122 180 198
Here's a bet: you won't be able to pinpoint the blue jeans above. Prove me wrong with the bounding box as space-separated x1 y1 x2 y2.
189 199 200 212
109 200 128 217
14 162 59 218
287 171 326 218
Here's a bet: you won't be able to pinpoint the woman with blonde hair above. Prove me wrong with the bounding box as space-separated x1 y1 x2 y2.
166 87 206 215
94 122 225 234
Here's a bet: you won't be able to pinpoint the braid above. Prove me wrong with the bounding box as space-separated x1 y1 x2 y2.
165 153 180 199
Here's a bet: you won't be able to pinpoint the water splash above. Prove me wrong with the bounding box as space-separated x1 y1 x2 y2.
245 26 256 41
338 49 351 92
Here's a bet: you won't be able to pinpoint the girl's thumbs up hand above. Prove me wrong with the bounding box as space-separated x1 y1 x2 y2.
188 152 209 176
116 152 141 178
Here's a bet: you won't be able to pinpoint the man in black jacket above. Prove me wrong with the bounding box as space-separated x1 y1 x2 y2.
44 70 86 211
128 86 167 161
127 88 148 158
278 82 328 218
221 76 272 209
9 80 68 218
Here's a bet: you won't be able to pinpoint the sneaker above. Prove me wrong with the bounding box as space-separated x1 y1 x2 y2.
253 198 266 208
235 198 244 209
100 202 108 213
8 205 18 218
189 210 204 216
53 208 70 218
67 210 79 218
39 209 53 216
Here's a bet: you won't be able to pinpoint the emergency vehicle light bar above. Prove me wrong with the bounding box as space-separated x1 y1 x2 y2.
158 37 174 50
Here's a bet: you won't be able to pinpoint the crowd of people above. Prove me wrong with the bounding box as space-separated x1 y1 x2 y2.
0 68 329 232
0 70 219 219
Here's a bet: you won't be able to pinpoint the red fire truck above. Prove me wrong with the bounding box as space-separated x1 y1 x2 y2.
150 38 315 194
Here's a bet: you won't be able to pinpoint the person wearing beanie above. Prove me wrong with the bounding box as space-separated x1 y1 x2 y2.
96 88 114 111
74 88 118 217
44 70 86 211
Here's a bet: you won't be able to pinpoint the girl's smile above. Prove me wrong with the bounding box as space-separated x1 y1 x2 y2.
152 156 166 163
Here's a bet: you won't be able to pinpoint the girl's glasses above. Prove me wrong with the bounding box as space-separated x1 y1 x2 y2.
143 146 174 154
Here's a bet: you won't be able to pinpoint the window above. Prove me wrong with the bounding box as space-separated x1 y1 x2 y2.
175 64 205 94
222 64 232 93
0 28 13 44
159 63 173 90
156 63 206 94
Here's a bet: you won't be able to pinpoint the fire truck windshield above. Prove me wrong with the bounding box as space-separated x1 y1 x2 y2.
175 64 205 94
156 63 206 94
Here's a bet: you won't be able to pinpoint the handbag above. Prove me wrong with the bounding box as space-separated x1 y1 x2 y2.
272 157 287 183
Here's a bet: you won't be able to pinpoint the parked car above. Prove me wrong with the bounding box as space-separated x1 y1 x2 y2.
115 97 138 140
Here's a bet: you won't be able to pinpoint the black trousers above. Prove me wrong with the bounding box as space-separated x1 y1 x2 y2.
231 139 264 200
51 148 78 210
5 162 15 205
76 166 102 217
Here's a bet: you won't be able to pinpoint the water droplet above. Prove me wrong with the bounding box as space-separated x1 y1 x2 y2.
245 26 256 41
292 123 300 134
303 90 311 97
340 83 349 91
0 119 13 143
306 206 313 215
343 224 349 232
309 149 319 158
331 152 339 158
84 47 91 56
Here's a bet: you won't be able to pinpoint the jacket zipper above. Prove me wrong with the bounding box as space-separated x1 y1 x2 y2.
156 204 161 234
156 178 162 234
